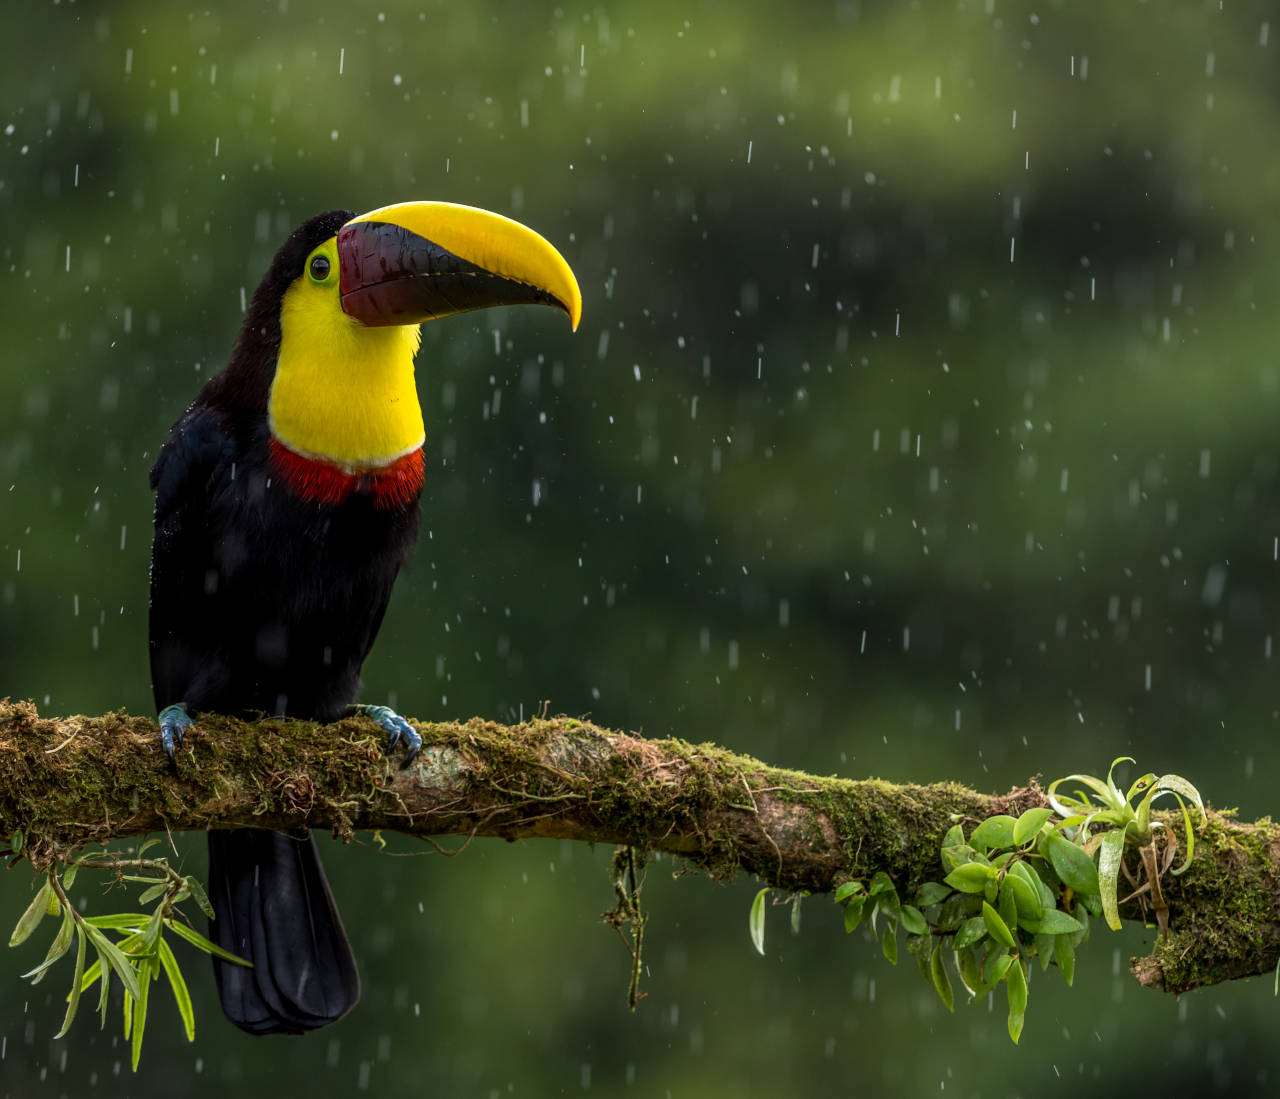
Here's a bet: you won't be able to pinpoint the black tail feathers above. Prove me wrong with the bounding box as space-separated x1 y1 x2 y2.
206 829 360 1036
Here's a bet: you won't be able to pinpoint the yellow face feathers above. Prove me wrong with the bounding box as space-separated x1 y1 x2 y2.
268 237 425 470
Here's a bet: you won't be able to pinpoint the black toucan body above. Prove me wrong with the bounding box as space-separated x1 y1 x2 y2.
149 201 580 1035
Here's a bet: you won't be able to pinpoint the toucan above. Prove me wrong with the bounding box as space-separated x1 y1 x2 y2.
148 201 581 1035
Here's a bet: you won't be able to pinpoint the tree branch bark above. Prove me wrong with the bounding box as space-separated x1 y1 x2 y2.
1 698 1275 996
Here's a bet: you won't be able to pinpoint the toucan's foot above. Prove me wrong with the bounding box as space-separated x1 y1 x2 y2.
157 703 194 766
352 704 422 767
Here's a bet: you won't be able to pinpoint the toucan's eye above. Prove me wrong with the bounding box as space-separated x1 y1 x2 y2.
309 255 331 282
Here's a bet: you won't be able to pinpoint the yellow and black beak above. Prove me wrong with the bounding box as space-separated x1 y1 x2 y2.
337 201 582 331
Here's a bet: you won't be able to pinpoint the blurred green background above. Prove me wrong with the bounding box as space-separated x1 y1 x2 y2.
3 0 1280 1094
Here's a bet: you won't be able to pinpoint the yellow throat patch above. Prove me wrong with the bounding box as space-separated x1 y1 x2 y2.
268 248 425 469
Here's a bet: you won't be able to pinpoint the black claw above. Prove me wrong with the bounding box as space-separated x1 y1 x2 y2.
353 704 422 767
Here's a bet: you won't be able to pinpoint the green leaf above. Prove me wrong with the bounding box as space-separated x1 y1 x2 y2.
942 823 965 849
163 920 252 966
1005 958 1028 1044
997 879 1018 939
929 941 954 1012
881 926 898 965
867 871 895 897
10 830 24 854
1005 864 1046 927
790 893 803 935
158 939 195 1042
61 863 79 891
10 879 55 947
55 927 88 1039
130 955 155 1071
85 926 142 1001
914 881 952 907
943 863 991 894
955 944 982 998
935 892 980 931
1097 825 1132 931
749 887 769 956
1053 931 1076 986
899 904 927 936
83 913 152 930
982 901 1018 951
24 905 76 983
953 915 988 951
1030 909 1084 935
137 883 168 907
941 843 983 873
1012 808 1054 846
842 894 866 933
969 815 1017 850
136 838 163 858
93 945 110 1028
833 881 864 903
1045 833 1100 894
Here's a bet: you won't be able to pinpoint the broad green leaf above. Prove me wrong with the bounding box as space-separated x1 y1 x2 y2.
1012 808 1053 846
24 905 75 983
955 944 982 997
868 871 895 897
1005 958 1028 1044
942 823 965 849
930 942 954 1013
1030 909 1084 935
935 893 980 932
749 887 769 956
842 894 866 933
997 880 1018 939
969 815 1017 850
915 881 952 907
1033 933 1054 971
873 888 901 923
943 863 991 894
988 949 1015 984
54 927 88 1039
1046 833 1100 894
941 843 984 873
10 879 55 947
1053 932 1076 986
982 901 1017 951
953 915 987 951
1005 864 1046 926
163 920 252 967
881 926 898 965
899 904 927 936
1097 825 1132 931
157 939 196 1042
833 881 864 903
790 894 802 935
10 830 24 854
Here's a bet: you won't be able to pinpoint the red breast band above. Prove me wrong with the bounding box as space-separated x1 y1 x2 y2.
267 438 424 510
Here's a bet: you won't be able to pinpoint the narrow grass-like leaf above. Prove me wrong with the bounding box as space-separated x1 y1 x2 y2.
137 883 168 907
83 913 151 929
10 879 55 947
24 905 75 983
54 927 88 1039
86 926 141 1000
749 887 769 956
1097 825 1131 931
163 920 252 966
158 938 196 1042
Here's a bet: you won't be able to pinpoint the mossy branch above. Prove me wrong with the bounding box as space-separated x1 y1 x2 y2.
1 699 1275 996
